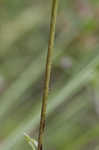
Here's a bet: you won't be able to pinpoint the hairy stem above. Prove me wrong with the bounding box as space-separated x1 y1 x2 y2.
37 0 58 150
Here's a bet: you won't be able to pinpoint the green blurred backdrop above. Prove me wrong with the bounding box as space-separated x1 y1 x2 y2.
0 0 99 150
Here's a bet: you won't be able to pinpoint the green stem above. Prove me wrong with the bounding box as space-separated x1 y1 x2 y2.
37 0 58 150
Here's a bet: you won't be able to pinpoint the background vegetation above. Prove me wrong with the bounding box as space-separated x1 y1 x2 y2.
0 0 99 150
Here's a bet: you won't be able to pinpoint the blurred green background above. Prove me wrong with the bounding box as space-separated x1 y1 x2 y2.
0 0 99 150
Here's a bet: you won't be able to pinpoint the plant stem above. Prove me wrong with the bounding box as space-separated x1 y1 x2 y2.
37 0 58 150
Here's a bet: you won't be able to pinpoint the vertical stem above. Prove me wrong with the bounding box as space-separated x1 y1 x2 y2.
38 0 58 150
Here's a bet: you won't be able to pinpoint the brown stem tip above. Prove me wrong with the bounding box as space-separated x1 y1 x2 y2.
37 0 59 150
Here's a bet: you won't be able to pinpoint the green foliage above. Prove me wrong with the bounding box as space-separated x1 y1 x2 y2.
0 0 99 150
24 133 38 150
